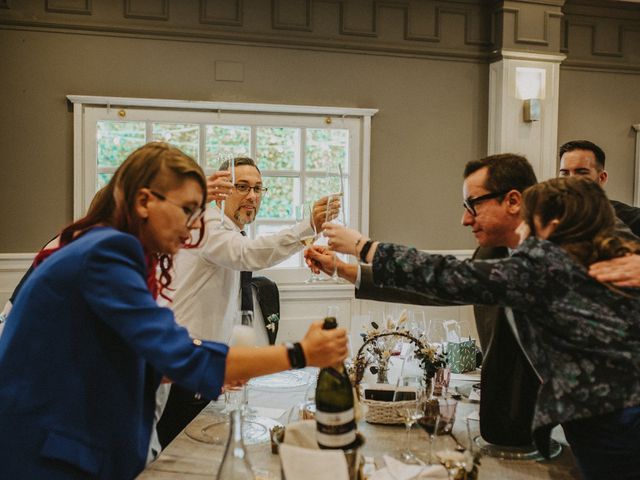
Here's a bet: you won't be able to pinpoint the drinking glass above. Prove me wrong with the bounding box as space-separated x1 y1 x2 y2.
322 166 346 283
437 398 458 436
395 384 428 463
323 194 345 283
418 399 441 464
218 155 234 230
296 202 321 283
227 311 257 417
407 310 428 338
434 366 451 397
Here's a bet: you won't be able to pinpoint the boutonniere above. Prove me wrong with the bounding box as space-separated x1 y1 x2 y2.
265 313 280 332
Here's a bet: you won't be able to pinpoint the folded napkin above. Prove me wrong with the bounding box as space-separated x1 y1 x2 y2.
278 421 349 480
369 455 448 480
282 420 321 449
279 444 349 480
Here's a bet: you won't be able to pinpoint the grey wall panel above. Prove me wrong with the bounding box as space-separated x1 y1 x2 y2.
0 28 485 252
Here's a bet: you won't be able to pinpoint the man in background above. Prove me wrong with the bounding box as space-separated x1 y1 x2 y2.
559 139 640 236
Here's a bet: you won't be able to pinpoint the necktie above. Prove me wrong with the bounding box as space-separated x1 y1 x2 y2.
239 231 254 314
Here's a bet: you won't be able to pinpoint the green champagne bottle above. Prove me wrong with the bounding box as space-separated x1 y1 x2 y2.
315 316 357 449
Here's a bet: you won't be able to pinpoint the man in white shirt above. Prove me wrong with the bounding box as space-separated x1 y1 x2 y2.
156 156 335 447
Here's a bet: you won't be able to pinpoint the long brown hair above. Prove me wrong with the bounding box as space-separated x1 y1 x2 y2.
522 177 640 267
35 142 207 299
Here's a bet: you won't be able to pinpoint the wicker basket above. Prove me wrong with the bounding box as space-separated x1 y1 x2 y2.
361 397 417 425
353 331 430 425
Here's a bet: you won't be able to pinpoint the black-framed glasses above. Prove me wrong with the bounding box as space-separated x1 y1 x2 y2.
150 190 205 227
463 190 510 217
234 184 268 196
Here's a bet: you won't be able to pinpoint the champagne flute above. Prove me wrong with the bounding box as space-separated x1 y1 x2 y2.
218 154 235 230
407 310 428 338
395 387 427 463
325 194 343 283
227 311 257 417
296 202 321 283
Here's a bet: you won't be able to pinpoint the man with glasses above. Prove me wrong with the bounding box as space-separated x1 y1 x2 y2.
156 156 334 448
306 153 542 449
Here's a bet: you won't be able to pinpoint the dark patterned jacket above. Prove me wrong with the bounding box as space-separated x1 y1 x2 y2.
357 252 540 448
371 238 640 452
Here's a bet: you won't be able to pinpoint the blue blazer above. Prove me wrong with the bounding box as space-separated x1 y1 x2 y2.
0 227 228 479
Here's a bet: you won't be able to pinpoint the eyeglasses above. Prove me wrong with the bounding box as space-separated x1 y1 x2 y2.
463 190 510 217
150 190 205 228
234 184 268 196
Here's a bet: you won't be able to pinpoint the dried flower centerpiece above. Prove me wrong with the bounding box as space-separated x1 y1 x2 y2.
355 310 445 387
352 310 446 424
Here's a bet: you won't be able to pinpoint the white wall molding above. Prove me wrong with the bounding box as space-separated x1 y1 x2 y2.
0 250 473 307
66 95 379 118
0 253 35 271
0 254 34 305
0 251 475 340
498 49 566 63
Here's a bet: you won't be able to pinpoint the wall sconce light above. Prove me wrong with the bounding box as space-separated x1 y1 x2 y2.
523 98 541 122
516 67 545 123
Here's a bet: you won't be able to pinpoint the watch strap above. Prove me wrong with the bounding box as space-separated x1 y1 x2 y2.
285 342 306 369
359 240 374 263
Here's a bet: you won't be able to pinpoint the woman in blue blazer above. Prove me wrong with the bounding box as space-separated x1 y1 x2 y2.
0 142 347 479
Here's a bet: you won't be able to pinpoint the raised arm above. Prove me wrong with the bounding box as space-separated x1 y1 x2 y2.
322 223 556 311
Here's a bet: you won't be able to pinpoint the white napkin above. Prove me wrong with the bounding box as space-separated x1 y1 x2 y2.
369 455 448 480
279 444 349 480
282 420 321 449
278 421 350 480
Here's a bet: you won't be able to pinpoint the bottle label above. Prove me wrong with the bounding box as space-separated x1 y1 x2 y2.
315 408 356 448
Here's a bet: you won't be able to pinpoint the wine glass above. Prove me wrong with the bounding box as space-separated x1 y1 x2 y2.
218 154 234 230
407 310 428 338
227 311 257 416
418 399 441 464
296 202 321 283
322 166 346 283
395 385 427 463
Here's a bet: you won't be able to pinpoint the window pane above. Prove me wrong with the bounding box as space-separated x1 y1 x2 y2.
257 127 300 171
304 175 341 201
256 224 301 268
305 128 349 173
205 125 251 168
97 173 113 190
152 123 199 160
259 176 298 220
97 121 146 168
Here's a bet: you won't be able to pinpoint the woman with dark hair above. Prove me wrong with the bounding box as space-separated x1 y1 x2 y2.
0 142 347 479
313 177 640 480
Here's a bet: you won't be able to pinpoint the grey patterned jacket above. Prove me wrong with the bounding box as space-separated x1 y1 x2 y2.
372 237 640 446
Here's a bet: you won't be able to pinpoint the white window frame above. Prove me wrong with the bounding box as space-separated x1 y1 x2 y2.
67 95 377 284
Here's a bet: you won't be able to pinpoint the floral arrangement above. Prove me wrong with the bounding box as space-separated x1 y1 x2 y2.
353 310 446 388
359 315 399 380
265 313 279 333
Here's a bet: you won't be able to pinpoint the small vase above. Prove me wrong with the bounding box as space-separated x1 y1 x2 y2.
376 363 389 384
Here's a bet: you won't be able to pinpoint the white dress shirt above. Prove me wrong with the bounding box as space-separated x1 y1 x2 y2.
163 205 314 344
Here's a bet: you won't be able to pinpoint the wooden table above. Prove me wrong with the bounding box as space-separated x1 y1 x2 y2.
139 394 580 479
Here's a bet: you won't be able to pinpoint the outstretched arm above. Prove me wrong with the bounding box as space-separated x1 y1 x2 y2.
225 321 348 382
